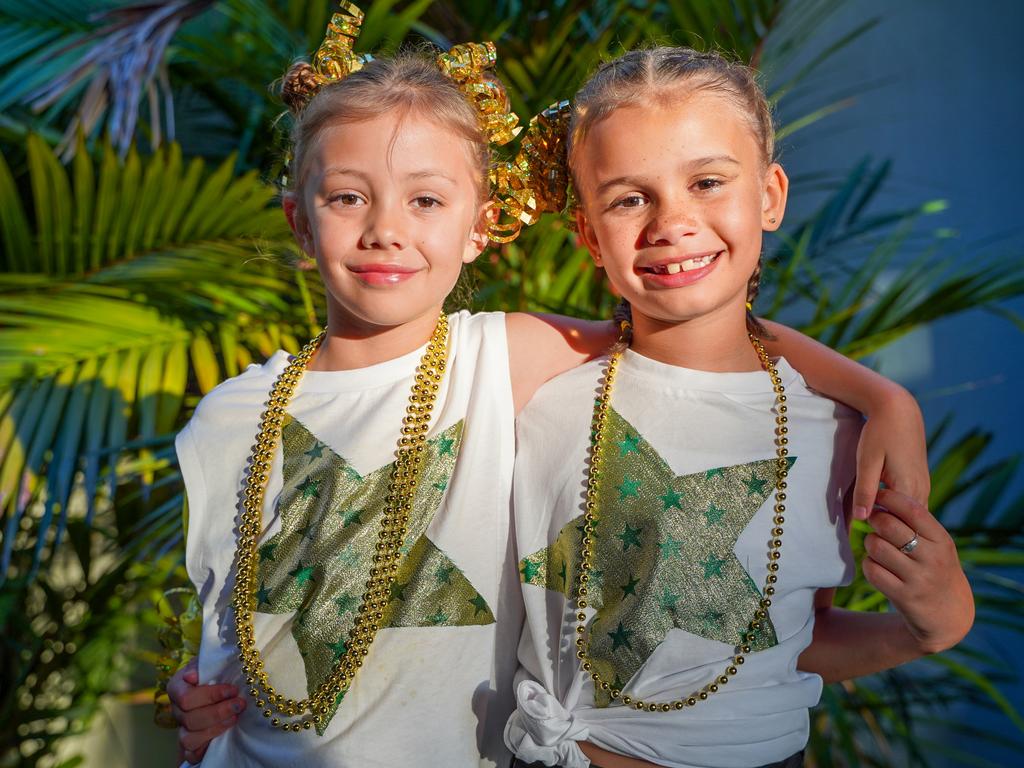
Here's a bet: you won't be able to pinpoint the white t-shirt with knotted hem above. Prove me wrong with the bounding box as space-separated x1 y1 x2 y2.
506 350 859 768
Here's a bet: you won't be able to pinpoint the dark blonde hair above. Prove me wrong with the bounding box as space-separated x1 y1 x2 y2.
568 47 776 337
281 52 495 202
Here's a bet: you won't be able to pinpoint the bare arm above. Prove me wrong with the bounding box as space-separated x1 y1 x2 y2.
798 489 974 683
759 320 908 415
760 320 930 517
505 313 615 414
799 599 931 683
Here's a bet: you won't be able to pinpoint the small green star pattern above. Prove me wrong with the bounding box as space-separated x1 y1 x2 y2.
252 416 495 734
518 407 795 707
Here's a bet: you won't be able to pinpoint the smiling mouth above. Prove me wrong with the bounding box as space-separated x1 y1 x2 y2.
640 252 722 275
349 263 419 274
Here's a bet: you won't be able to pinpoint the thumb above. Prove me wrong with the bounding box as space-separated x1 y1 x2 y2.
852 454 883 521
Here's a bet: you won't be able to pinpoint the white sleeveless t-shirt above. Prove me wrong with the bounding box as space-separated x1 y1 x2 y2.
177 311 519 767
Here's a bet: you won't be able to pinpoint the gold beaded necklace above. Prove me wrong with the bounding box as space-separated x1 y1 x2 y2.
574 328 790 714
231 311 450 732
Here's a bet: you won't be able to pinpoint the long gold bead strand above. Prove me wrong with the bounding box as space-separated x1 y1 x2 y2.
574 332 790 713
231 313 450 731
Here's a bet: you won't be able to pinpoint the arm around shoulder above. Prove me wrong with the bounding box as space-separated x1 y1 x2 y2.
759 319 930 510
505 313 615 414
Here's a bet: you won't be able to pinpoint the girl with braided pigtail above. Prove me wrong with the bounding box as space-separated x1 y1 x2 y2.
504 47 973 768
165 7 952 764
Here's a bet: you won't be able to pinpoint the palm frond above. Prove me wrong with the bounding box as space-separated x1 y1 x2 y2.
0 135 314 577
1 1 216 158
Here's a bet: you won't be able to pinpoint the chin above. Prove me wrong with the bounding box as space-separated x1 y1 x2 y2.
625 288 735 326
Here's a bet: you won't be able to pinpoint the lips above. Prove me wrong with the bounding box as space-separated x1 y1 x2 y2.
637 250 723 287
348 263 420 286
639 251 722 275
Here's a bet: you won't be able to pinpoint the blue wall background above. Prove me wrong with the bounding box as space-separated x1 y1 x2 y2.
774 1 1023 764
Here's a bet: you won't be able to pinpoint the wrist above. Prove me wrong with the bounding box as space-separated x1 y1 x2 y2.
863 380 916 419
892 611 964 658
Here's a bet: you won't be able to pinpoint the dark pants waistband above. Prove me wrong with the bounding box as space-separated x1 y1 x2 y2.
512 751 804 768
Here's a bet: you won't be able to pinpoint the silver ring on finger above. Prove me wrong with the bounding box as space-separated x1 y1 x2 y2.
898 533 919 554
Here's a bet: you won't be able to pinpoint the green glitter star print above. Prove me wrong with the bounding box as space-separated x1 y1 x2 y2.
253 415 493 733
519 407 796 706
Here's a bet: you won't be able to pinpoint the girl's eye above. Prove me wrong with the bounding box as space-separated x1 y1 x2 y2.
695 177 723 191
613 194 648 209
412 196 442 209
329 192 363 207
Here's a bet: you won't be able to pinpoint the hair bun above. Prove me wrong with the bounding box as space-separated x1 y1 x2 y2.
282 61 325 114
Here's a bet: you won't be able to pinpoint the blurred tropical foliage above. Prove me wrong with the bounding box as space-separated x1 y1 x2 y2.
0 1 1021 766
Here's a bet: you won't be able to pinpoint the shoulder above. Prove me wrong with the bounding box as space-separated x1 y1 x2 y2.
504 312 613 358
517 357 606 435
505 312 615 413
780 358 863 426
449 309 507 347
184 351 287 436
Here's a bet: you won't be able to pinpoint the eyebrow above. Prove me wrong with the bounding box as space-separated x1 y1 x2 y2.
405 169 458 184
320 167 458 184
322 166 369 180
594 155 740 195
691 154 740 168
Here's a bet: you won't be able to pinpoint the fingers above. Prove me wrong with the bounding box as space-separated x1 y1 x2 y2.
173 696 246 732
852 452 883 521
179 717 236 764
861 553 903 595
866 509 917 550
171 679 241 713
873 488 941 539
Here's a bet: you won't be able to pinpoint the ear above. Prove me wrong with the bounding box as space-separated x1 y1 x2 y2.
283 193 315 256
463 199 495 265
761 162 789 232
575 208 602 267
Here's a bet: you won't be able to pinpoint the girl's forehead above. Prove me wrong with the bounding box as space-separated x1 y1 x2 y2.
312 112 477 179
576 95 762 178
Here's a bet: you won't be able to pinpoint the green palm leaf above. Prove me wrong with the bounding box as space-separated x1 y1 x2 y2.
0 135 315 576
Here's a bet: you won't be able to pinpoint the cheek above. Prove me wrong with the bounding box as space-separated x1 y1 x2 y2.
712 191 763 239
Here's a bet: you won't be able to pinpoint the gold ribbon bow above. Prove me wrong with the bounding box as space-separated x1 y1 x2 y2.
436 42 521 147
488 100 573 243
312 1 372 85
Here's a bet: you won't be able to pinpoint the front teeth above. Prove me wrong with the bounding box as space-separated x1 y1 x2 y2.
654 253 718 274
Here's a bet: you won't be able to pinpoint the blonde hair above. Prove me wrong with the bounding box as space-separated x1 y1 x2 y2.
568 47 776 337
282 52 495 202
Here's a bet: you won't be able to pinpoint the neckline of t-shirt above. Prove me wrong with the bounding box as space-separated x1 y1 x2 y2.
263 342 428 393
618 347 802 394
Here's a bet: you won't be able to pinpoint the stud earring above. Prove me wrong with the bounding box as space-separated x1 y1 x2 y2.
768 217 777 224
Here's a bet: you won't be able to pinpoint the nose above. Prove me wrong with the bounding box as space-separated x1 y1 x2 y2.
644 205 698 247
360 203 407 251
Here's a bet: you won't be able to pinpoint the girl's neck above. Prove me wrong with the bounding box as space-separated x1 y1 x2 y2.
309 304 444 371
628 303 762 373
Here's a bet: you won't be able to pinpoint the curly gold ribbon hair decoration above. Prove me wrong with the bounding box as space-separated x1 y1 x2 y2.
487 100 573 243
436 42 520 148
312 2 371 81
288 3 580 244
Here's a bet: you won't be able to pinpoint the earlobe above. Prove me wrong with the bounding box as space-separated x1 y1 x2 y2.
575 209 602 266
283 195 315 255
463 202 493 265
761 163 789 232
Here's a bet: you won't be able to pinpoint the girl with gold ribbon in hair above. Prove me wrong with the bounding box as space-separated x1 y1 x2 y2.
165 5 956 766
